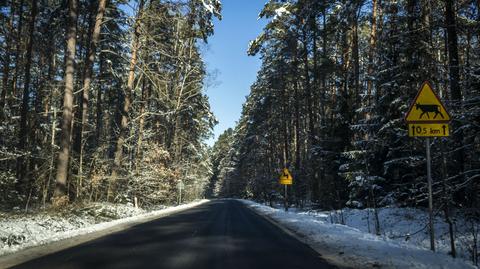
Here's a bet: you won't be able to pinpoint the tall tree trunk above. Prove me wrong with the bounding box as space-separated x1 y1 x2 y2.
320 8 327 126
108 0 144 201
282 83 290 168
0 1 15 118
288 36 302 199
17 0 37 192
294 80 301 171
445 0 465 176
421 0 435 83
135 78 150 173
441 142 456 258
74 0 107 198
54 0 78 201
11 0 25 108
340 19 351 126
445 0 461 102
301 27 317 202
44 38 56 123
73 1 95 155
301 29 315 146
311 14 320 126
366 0 378 116
95 52 105 144
352 8 361 110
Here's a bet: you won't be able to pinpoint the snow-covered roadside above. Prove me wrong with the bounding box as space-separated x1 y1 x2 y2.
0 200 208 261
241 200 475 269
289 205 477 263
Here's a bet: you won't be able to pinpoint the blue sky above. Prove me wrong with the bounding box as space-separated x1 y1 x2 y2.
203 0 267 145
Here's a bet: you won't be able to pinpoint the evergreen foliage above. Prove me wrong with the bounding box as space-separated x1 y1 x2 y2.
0 0 221 209
212 0 479 213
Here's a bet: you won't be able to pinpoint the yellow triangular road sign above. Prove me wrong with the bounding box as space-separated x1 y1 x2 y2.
405 82 451 123
279 168 293 185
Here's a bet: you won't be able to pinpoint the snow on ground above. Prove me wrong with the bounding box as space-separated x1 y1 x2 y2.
0 200 208 257
295 206 477 263
241 200 476 269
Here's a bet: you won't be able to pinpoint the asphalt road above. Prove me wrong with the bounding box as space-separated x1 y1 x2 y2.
11 200 337 269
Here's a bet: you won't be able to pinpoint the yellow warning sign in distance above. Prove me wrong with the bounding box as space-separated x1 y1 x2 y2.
279 168 293 185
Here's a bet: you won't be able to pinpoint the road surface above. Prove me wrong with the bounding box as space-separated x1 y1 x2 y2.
11 200 337 269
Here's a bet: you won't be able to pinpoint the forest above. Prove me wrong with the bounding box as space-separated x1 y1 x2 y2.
0 0 221 209
209 0 479 242
0 0 479 265
0 0 478 232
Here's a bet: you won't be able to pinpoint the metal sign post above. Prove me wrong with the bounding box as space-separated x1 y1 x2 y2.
405 81 452 252
279 168 293 212
425 138 435 251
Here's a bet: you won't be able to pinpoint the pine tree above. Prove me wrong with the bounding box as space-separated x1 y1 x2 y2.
54 0 78 204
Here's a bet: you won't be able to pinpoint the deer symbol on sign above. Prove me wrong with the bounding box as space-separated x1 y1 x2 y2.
415 103 445 119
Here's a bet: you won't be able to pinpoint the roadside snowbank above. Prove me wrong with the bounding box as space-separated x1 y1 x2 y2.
241 200 475 269
291 206 477 263
0 200 208 257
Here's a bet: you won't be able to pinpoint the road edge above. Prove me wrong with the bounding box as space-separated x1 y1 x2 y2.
0 200 209 268
239 200 364 269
